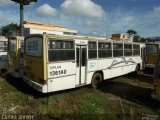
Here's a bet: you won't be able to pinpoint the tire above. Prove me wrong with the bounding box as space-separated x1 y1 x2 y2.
132 64 140 75
135 64 140 73
91 73 102 89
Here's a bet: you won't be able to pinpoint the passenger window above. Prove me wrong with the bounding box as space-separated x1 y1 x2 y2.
113 43 123 57
98 42 112 58
133 44 140 55
88 41 97 59
124 44 132 56
48 39 75 62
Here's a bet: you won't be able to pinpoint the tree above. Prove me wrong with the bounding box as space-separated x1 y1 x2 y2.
126 29 140 42
133 35 140 42
126 29 137 35
140 37 147 43
0 23 20 37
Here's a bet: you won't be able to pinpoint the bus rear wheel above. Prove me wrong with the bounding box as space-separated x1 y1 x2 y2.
91 73 102 89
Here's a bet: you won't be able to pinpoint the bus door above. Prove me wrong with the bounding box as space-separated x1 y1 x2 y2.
153 50 160 101
76 45 87 85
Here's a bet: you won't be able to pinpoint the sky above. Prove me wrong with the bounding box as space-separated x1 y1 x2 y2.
0 0 160 37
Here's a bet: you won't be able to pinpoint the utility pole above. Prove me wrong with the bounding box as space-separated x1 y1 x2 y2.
11 0 37 36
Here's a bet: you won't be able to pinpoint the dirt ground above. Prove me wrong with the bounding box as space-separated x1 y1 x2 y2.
99 68 160 111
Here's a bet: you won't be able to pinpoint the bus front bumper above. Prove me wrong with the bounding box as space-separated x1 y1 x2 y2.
23 76 48 93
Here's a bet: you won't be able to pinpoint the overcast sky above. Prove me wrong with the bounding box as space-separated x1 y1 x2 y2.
0 0 160 37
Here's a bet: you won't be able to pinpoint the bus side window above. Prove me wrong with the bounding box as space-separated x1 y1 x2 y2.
133 44 140 56
48 39 75 62
124 44 132 56
88 41 97 59
113 43 123 57
98 42 112 58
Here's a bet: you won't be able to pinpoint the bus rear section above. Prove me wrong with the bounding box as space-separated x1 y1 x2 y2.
8 36 24 78
23 35 77 93
23 35 48 93
0 37 8 72
145 44 159 68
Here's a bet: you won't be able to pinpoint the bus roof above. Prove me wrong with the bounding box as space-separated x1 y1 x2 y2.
25 34 144 44
8 36 24 39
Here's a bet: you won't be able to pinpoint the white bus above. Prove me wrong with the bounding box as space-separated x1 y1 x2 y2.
0 37 8 72
23 34 145 93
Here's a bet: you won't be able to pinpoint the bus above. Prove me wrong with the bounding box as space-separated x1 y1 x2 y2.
0 37 8 72
145 43 160 68
23 34 145 93
8 36 24 78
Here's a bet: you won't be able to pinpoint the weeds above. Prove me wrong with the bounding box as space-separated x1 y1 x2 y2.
0 74 159 120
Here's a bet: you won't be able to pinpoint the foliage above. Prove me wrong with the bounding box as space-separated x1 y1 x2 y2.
126 29 141 42
0 23 20 37
140 37 147 43
133 35 141 42
127 29 137 35
0 74 159 120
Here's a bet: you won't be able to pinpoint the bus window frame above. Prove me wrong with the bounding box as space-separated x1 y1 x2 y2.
113 42 123 57
146 44 158 54
47 38 75 63
98 41 112 58
133 44 140 56
124 43 132 56
24 36 43 58
88 41 98 59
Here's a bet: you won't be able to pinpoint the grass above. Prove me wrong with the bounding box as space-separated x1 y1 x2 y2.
0 72 160 120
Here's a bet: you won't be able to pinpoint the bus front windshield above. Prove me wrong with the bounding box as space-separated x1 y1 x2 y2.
146 45 158 54
0 41 7 52
8 38 17 53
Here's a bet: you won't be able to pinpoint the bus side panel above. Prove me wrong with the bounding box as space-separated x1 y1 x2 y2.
123 56 142 74
97 59 112 80
87 60 98 84
47 76 76 92
47 62 76 79
87 56 142 83
47 62 76 92
24 57 44 83
86 72 94 84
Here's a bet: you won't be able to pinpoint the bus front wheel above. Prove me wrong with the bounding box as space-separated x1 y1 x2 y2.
135 64 140 73
91 73 102 89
